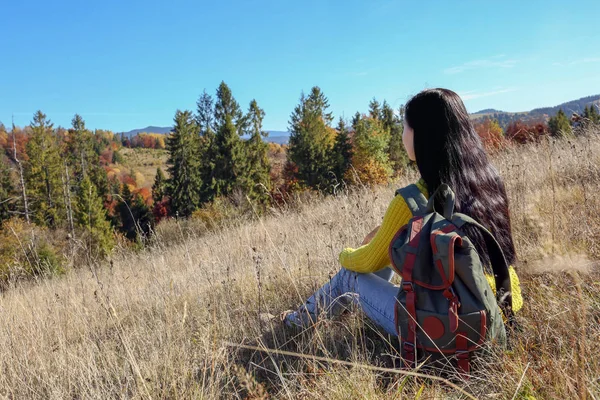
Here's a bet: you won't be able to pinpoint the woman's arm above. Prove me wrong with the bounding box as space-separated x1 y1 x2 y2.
339 194 414 274
361 226 380 245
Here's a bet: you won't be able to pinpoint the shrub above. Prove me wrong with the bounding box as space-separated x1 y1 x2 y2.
0 218 66 287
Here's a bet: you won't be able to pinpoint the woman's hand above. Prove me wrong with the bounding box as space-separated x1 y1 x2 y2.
361 225 380 245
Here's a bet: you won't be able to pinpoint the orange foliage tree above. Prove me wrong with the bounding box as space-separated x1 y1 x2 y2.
474 119 506 151
344 117 392 186
505 121 549 144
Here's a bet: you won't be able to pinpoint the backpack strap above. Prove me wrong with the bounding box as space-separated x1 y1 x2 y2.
451 213 515 323
400 216 425 368
396 184 428 217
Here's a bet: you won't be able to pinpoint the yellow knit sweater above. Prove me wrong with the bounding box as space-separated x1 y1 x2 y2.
339 179 523 313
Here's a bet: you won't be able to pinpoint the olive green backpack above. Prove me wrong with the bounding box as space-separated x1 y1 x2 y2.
389 184 514 374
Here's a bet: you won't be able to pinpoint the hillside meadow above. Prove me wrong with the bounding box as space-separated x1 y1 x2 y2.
0 130 599 399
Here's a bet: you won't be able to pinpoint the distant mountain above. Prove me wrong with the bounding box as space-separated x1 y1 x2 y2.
472 108 504 114
120 126 290 144
122 126 172 137
471 94 600 128
268 136 290 145
529 94 600 116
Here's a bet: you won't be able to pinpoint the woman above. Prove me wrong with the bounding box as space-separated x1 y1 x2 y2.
283 88 523 334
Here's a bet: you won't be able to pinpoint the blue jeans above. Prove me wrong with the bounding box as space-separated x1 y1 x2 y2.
286 267 399 336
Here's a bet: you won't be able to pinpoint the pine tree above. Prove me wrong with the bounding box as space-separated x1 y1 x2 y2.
382 102 409 173
329 117 353 186
548 109 573 138
0 156 15 226
67 114 109 209
68 114 95 178
74 174 114 256
589 104 600 124
214 114 245 196
352 111 362 130
165 110 202 217
25 111 64 227
117 183 151 241
214 81 243 129
242 99 271 204
213 82 247 197
152 167 166 204
368 98 381 120
287 87 336 191
197 89 216 134
196 90 218 203
117 183 135 239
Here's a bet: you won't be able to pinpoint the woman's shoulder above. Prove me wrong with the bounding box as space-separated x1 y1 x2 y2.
396 178 429 197
394 178 429 202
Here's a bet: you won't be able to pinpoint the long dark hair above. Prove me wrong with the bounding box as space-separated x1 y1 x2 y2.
405 88 516 267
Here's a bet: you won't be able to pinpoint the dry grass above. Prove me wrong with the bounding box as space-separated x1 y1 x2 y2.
115 148 169 188
1 131 600 399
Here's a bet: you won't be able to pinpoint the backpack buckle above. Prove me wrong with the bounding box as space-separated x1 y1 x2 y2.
402 282 414 292
455 349 469 359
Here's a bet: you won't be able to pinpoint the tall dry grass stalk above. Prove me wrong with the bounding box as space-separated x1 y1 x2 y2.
1 130 600 399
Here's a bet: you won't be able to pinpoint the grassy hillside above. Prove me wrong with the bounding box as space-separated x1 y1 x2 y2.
1 130 599 398
111 147 169 188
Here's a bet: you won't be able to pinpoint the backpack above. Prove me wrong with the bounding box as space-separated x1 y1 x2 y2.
389 183 514 375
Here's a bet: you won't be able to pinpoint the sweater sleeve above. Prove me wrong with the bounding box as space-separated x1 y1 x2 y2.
484 266 524 313
339 193 413 274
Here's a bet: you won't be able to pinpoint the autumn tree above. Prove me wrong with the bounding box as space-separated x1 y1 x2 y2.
287 86 336 191
74 174 114 256
474 118 505 151
505 121 548 144
548 109 573 138
165 110 202 217
25 111 64 227
346 116 392 186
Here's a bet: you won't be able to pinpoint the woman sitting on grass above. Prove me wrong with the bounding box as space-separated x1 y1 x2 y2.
283 88 523 333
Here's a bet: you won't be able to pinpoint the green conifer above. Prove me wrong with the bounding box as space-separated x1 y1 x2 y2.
242 99 271 205
152 167 166 204
329 117 353 185
548 109 573 138
196 90 218 203
74 174 114 256
165 110 202 217
287 87 336 191
213 82 246 197
25 111 64 227
589 105 600 124
383 102 409 173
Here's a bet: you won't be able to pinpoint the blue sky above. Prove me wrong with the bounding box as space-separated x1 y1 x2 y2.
1 0 599 132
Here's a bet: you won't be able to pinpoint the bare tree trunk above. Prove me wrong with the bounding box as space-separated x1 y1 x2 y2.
12 128 30 223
